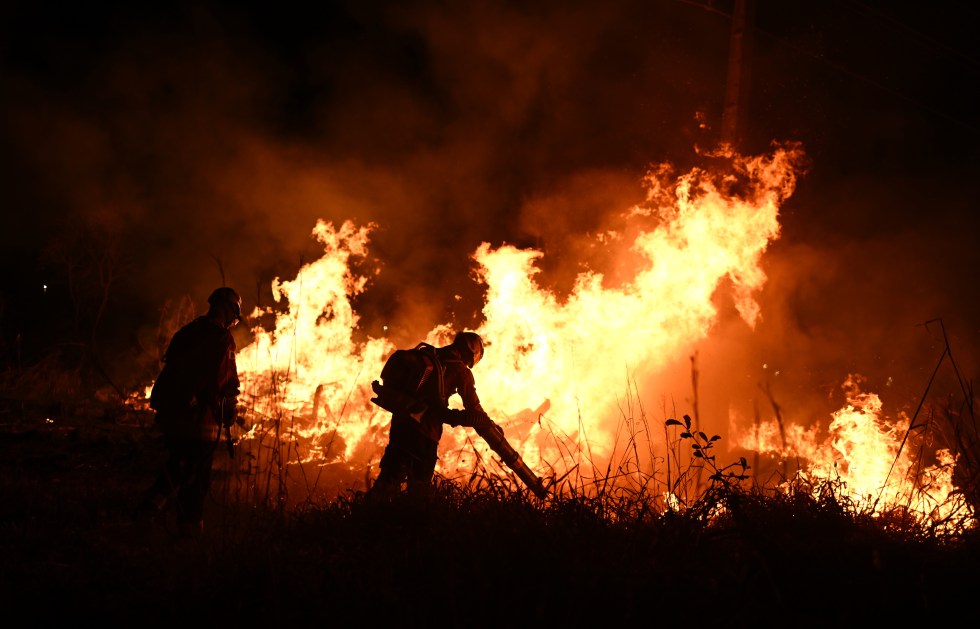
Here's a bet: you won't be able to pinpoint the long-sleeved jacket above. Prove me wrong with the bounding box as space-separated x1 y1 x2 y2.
150 316 240 441
398 344 485 443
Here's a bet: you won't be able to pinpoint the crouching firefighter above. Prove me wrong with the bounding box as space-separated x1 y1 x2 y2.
369 331 547 499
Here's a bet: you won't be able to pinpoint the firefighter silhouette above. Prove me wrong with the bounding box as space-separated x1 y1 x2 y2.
137 287 243 536
369 331 547 499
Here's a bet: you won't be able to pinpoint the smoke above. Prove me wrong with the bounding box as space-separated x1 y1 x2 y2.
695 175 980 443
1 0 978 435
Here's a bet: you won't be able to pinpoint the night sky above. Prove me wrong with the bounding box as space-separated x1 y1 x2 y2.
2 1 978 421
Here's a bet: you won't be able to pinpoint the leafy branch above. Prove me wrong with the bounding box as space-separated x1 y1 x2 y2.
665 414 750 488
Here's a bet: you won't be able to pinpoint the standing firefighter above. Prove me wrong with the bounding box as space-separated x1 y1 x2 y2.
369 331 547 499
137 287 243 536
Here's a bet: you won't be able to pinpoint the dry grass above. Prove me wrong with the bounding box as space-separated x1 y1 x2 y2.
3 327 980 624
3 383 980 625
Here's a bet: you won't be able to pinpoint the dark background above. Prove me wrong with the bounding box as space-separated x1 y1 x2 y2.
1 1 978 416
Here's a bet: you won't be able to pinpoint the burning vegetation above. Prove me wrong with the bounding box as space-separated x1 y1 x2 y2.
3 142 980 624
5 2 980 622
113 142 976 538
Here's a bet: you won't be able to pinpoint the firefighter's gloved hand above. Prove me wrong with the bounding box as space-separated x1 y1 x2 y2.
441 408 466 427
444 408 492 428
219 399 239 428
370 380 390 409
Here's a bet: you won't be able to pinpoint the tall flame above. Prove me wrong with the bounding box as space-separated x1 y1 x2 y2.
236 220 394 468
234 143 964 518
466 146 803 477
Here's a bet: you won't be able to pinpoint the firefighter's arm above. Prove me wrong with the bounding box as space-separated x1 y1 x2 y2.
217 339 241 428
218 396 241 427
441 407 492 428
442 368 489 427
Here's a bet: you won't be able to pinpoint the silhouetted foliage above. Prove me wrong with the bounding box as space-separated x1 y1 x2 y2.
1 396 979 624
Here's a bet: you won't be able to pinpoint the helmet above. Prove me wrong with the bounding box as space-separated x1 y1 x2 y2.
452 331 484 368
208 286 243 323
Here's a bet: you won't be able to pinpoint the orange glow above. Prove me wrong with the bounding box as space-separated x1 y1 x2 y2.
229 142 971 526
732 374 971 530
236 220 394 467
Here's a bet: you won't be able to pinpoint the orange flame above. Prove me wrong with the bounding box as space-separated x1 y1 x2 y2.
732 374 971 530
464 146 804 474
237 220 394 467
236 143 875 502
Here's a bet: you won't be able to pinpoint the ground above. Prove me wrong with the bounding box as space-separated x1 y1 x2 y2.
3 396 980 624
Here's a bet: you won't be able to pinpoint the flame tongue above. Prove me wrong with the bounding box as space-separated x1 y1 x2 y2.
236 144 808 493
237 220 395 465
733 374 968 528
470 146 804 469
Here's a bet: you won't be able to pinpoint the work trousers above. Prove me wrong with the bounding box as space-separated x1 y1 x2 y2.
371 419 439 496
142 435 217 528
